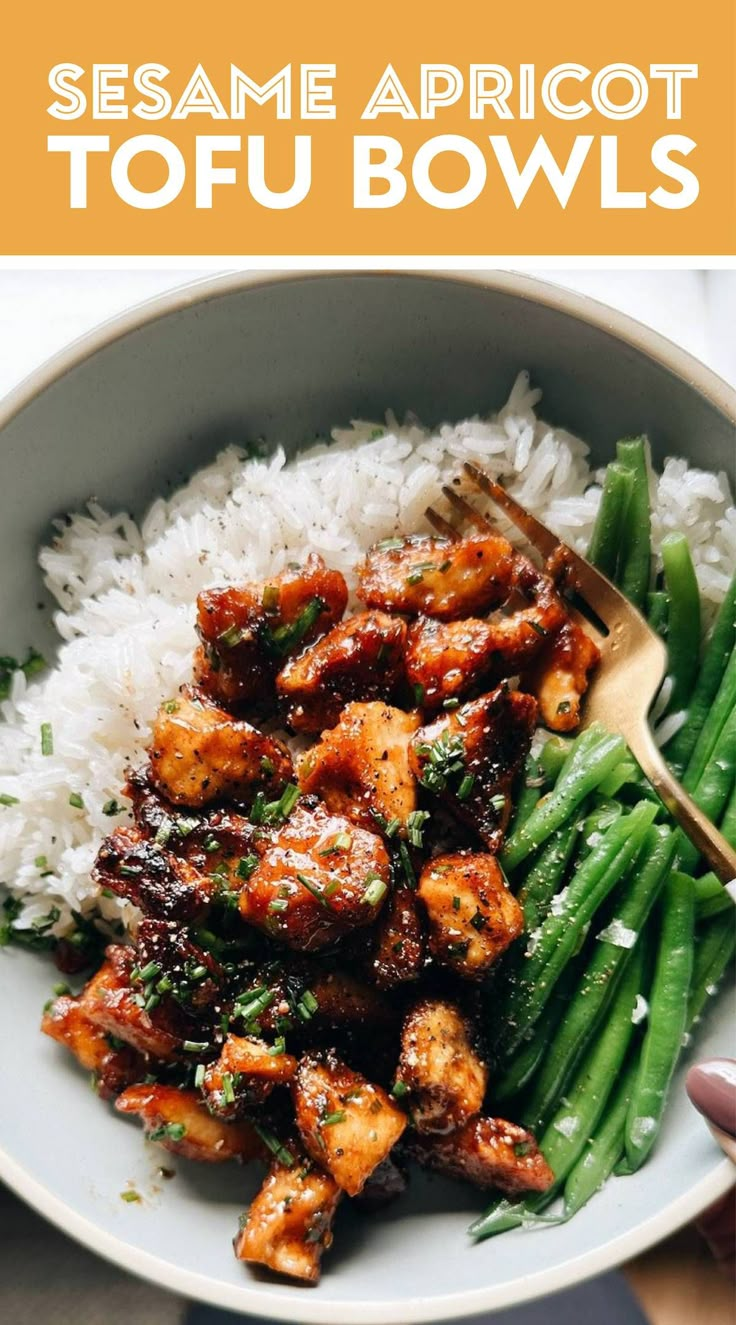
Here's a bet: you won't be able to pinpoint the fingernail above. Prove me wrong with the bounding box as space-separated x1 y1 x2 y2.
686 1059 736 1137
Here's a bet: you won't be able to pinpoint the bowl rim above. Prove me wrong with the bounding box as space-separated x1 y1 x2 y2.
0 266 733 1321
0 267 735 436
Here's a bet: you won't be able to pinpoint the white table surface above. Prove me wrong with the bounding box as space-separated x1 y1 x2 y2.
0 269 734 400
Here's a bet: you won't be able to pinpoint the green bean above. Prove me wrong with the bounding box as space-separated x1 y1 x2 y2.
522 826 675 1132
510 750 544 834
502 730 628 873
695 868 732 921
470 943 643 1240
563 902 734 1218
625 870 694 1171
562 1052 639 1219
616 438 652 608
598 759 640 798
720 779 736 847
665 573 736 776
588 461 635 580
660 533 701 713
500 802 657 1056
688 913 736 1026
676 703 736 874
681 644 736 792
515 817 582 931
492 963 581 1103
575 800 624 860
647 590 670 640
539 736 572 783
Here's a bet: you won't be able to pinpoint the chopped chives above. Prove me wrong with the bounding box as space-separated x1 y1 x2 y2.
35 855 48 869
102 799 121 816
252 1123 294 1168
456 773 476 801
362 875 388 906
68 791 84 809
182 1040 210 1053
391 1080 409 1099
120 1189 141 1203
221 1071 235 1104
297 872 330 907
194 1063 205 1088
0 793 19 806
321 1110 346 1127
236 855 258 880
40 723 53 756
275 783 300 818
398 840 416 888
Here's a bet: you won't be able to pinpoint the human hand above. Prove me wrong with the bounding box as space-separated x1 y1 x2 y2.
686 1058 736 1278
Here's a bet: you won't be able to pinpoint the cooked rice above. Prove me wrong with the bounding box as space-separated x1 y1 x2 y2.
1 371 734 935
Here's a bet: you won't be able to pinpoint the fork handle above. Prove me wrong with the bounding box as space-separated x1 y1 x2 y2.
629 724 736 891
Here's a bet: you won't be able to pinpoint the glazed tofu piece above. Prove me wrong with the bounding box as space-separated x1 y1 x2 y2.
116 1084 262 1162
92 826 213 922
125 765 258 884
202 1034 298 1118
240 801 391 951
309 970 394 1028
409 1116 554 1195
371 886 425 988
526 618 600 732
234 1148 341 1283
276 611 407 732
356 532 514 620
480 554 569 674
41 993 144 1099
396 998 488 1135
196 554 348 707
410 687 537 851
418 853 523 979
149 687 293 808
82 945 184 1061
299 702 420 832
292 1052 407 1196
134 917 224 1017
405 616 500 710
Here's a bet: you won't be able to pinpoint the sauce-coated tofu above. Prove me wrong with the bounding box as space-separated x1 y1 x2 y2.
396 998 488 1134
418 852 523 979
357 533 514 620
299 701 420 831
149 688 293 808
292 1052 407 1196
234 1147 341 1283
276 611 406 732
241 802 390 951
410 1115 554 1194
116 1084 262 1162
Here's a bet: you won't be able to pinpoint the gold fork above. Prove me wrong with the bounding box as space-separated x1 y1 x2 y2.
426 460 736 888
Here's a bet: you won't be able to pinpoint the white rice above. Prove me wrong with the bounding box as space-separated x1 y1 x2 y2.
1 370 734 936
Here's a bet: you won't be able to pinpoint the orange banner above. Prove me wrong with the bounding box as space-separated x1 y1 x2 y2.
0 0 734 255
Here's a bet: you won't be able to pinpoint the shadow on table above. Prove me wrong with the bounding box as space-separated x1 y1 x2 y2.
186 1270 650 1325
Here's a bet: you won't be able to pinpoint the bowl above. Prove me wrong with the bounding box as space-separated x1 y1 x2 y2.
0 270 733 1321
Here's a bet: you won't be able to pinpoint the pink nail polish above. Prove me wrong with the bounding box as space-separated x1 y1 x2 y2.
686 1059 736 1137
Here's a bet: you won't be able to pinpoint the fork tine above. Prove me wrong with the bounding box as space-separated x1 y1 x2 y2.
463 462 641 629
425 505 460 540
440 485 496 532
463 462 560 560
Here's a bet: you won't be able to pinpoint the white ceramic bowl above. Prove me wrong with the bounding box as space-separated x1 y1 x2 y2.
0 271 733 1321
